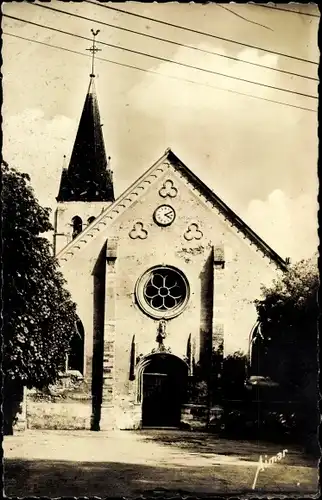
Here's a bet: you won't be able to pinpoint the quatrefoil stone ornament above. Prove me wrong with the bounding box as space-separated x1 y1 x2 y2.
129 222 148 240
159 179 178 198
184 223 203 241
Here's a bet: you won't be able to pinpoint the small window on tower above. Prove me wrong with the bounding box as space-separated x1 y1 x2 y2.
72 216 83 239
88 216 96 225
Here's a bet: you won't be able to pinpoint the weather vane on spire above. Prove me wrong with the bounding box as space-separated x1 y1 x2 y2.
86 29 101 78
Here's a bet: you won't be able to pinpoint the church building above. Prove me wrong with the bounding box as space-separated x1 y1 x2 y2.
26 51 287 431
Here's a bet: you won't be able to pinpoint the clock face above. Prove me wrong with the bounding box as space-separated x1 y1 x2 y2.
153 205 176 226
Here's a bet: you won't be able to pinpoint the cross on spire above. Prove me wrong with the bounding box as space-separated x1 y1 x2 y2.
57 27 114 203
86 29 101 78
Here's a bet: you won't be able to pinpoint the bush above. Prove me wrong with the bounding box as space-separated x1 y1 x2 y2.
222 402 299 442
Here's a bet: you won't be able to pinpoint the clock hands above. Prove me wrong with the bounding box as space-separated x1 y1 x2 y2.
154 205 175 226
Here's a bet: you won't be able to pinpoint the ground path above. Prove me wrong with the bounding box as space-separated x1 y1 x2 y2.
4 429 319 497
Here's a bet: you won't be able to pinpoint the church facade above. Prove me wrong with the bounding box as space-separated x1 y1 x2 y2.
25 74 287 431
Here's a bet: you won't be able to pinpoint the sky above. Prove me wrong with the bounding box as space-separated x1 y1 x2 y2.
2 2 319 262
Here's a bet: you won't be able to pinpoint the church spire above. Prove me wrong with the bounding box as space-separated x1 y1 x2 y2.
57 30 114 202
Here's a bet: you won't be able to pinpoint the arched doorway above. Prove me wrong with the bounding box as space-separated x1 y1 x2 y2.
141 353 188 428
68 318 85 374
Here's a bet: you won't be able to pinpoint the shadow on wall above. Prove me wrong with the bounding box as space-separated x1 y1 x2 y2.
199 249 214 372
3 380 24 435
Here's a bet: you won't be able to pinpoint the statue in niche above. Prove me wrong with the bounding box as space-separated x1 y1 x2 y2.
153 319 171 353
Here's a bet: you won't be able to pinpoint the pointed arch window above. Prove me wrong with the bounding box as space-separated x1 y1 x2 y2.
67 319 85 374
72 216 83 239
87 216 96 225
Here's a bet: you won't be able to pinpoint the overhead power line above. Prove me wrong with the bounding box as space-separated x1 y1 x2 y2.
252 4 320 18
216 4 273 31
30 3 318 82
3 14 318 101
3 31 316 114
85 0 318 65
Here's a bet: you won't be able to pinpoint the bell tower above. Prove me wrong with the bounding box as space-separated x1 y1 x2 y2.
54 30 114 254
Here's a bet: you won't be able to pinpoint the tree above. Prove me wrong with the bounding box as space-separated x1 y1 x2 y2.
254 257 318 396
254 257 319 452
2 161 77 389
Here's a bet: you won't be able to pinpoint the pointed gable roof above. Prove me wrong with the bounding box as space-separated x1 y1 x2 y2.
58 148 287 270
57 78 114 202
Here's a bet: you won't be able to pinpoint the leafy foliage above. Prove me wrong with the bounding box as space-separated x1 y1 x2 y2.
187 351 248 406
222 351 248 400
254 257 319 400
2 162 77 388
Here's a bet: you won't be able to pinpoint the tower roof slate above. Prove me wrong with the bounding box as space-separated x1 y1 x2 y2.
57 78 114 202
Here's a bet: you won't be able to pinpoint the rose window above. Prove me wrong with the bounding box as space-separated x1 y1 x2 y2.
135 266 190 319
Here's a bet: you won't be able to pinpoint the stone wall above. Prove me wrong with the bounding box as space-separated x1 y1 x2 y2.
27 401 91 430
26 372 92 430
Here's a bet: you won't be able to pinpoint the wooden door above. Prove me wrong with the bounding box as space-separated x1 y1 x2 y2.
142 372 181 427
